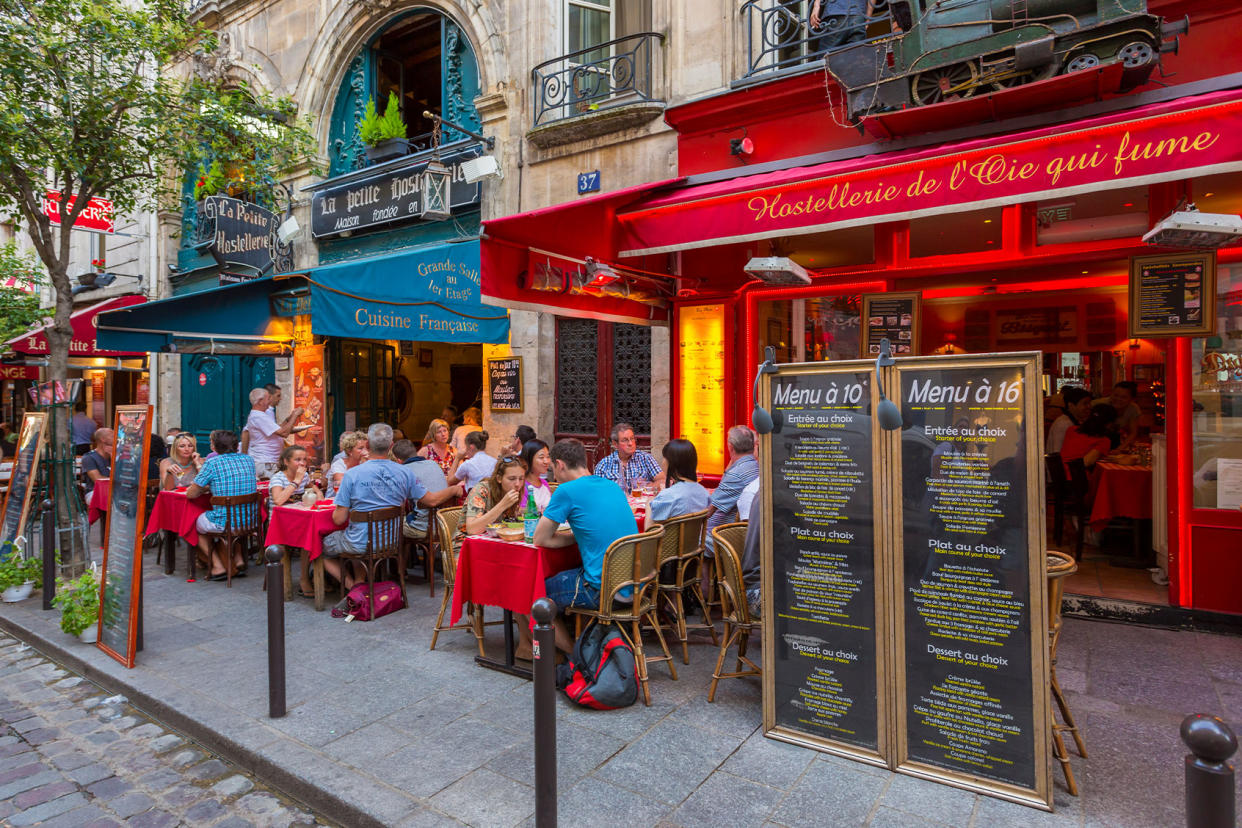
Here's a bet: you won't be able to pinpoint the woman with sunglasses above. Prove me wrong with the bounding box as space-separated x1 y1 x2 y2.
519 439 552 515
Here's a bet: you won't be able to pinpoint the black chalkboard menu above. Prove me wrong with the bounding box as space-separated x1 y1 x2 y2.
0 413 47 559
1129 251 1216 338
487 356 523 412
893 357 1049 806
862 292 920 357
762 365 887 763
98 405 152 669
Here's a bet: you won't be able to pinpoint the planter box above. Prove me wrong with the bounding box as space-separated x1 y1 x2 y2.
365 138 408 164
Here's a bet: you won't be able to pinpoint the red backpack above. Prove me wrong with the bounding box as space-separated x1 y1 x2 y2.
555 620 639 709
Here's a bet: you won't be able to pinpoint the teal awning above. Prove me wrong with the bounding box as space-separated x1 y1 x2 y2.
97 240 509 352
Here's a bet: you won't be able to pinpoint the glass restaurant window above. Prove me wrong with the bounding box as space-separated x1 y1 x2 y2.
1191 264 1242 510
757 296 862 364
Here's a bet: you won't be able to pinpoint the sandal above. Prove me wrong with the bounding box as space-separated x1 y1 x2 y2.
297 589 315 599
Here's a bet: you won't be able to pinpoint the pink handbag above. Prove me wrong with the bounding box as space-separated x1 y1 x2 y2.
331 581 405 621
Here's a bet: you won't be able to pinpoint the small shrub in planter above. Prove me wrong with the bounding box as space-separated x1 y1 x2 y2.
358 91 408 163
0 554 42 601
52 567 101 637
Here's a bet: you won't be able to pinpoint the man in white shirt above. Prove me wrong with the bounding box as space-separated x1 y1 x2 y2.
244 387 304 478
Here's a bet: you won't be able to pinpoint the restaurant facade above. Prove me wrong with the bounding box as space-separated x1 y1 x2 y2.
479 0 1242 617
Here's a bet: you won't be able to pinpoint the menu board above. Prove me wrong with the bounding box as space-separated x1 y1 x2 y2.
677 304 727 475
894 357 1048 805
1129 251 1216 338
762 366 885 761
862 292 920 357
98 405 152 669
487 356 523 412
292 344 327 466
0 413 47 558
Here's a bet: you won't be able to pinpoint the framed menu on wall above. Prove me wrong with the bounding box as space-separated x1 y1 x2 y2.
487 356 523 412
1129 251 1216 338
0 413 48 558
862 292 921 357
98 405 153 669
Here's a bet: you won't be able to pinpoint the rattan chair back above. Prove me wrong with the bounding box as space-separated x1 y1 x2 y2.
655 508 708 572
598 526 665 617
434 507 463 583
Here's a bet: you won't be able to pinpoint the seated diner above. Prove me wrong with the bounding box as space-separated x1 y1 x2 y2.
186 430 257 581
520 439 552 514
649 438 709 522
160 433 203 491
269 444 323 507
392 438 451 541
1061 404 1118 474
449 430 496 493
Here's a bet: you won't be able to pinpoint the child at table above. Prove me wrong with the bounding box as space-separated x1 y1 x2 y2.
270 445 323 508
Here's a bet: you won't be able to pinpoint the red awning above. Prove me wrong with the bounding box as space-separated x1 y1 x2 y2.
5 294 146 357
615 88 1242 257
481 178 681 324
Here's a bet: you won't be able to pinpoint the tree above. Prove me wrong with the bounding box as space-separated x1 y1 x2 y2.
0 0 317 378
0 242 44 345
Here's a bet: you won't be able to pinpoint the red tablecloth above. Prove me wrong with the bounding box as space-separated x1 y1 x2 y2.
451 537 580 626
1090 463 1153 529
145 489 212 545
264 500 337 560
88 479 110 525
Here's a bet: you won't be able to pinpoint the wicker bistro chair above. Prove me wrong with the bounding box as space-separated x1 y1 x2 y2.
654 509 718 664
1047 549 1087 796
566 526 674 707
200 492 264 587
429 508 499 655
336 506 408 621
708 523 761 702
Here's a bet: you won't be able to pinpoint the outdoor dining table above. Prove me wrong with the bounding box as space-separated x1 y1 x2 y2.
88 479 110 525
145 485 269 580
1090 461 1154 565
264 499 337 603
451 536 581 679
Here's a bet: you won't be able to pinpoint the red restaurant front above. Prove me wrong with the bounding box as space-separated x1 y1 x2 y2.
483 86 1242 618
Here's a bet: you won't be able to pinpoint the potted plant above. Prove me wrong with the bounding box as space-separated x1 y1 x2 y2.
194 159 225 201
52 568 100 643
358 91 408 164
0 554 42 603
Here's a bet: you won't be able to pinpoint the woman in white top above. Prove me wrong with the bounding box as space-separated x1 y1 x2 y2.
269 445 323 507
650 439 711 522
519 439 552 515
1048 387 1092 455
448 430 497 493
450 406 483 456
159 433 203 490
328 430 368 495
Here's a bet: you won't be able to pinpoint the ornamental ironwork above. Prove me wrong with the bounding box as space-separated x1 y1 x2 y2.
611 324 651 435
532 32 665 127
556 319 599 436
738 0 889 79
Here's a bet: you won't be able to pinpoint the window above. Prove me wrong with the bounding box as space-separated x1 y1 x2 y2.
567 0 613 64
757 295 863 364
335 339 397 434
1191 264 1242 510
555 318 652 461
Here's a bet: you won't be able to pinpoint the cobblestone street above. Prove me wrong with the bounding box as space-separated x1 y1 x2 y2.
0 631 327 827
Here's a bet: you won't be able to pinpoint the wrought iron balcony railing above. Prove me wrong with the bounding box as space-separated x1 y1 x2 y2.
531 32 665 128
739 0 889 80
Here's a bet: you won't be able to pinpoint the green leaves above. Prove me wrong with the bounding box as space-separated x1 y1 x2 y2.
358 91 408 146
0 241 44 345
52 567 100 636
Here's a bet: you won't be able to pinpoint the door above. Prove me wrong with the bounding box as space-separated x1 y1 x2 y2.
179 354 274 453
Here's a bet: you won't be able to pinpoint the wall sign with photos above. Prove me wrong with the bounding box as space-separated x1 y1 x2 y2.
862 292 920 357
1129 251 1216 338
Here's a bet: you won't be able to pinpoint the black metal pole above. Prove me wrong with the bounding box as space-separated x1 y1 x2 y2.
40 500 55 611
1182 714 1237 828
266 546 286 719
531 597 557 828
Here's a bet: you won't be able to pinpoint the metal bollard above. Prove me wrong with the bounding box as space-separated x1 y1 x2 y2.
1182 713 1237 828
40 500 55 611
531 597 558 828
265 547 286 719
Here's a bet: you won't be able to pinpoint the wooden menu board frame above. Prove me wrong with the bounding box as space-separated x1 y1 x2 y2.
759 361 892 768
97 405 153 669
486 356 524 412
758 351 1051 811
0 413 48 558
861 292 921 358
1128 251 1216 338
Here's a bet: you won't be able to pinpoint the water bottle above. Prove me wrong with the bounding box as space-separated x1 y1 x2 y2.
523 484 539 544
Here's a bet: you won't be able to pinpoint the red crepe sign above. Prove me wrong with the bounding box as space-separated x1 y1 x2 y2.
617 98 1242 255
42 192 115 234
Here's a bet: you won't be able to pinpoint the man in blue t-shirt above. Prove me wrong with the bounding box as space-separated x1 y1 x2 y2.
324 423 461 589
534 438 638 652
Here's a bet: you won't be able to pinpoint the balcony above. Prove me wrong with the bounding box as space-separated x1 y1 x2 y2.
528 32 666 149
738 1 889 83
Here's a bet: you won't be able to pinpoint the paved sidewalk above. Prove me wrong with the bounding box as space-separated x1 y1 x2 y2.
0 631 325 827
0 552 1238 827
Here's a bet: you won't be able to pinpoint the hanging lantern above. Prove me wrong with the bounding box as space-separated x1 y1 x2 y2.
420 160 452 221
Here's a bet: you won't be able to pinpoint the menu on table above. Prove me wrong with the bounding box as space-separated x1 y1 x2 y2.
763 366 885 760
1129 252 1216 338
894 358 1048 801
0 413 47 559
99 405 152 669
862 292 920 357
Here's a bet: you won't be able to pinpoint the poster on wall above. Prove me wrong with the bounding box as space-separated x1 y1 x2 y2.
677 304 728 476
861 292 920 357
1129 251 1216 338
292 344 327 467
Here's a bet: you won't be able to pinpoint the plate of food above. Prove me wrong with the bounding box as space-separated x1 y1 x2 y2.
496 522 526 542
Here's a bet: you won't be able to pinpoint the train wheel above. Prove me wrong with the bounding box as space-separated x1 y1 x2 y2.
911 62 979 106
1118 41 1155 69
988 61 1058 93
1066 53 1101 73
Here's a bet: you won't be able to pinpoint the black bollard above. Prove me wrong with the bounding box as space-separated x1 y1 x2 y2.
531 597 558 828
40 500 55 611
265 546 286 719
1182 713 1237 828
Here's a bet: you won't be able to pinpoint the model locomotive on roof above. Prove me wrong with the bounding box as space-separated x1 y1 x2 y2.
826 0 1188 122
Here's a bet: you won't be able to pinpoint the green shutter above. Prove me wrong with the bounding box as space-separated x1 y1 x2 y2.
441 21 482 144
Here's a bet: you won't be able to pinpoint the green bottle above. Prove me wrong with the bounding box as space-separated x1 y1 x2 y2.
523 484 539 543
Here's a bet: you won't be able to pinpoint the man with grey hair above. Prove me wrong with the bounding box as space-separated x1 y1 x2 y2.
243 387 303 478
705 425 760 556
593 421 664 492
323 423 462 587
